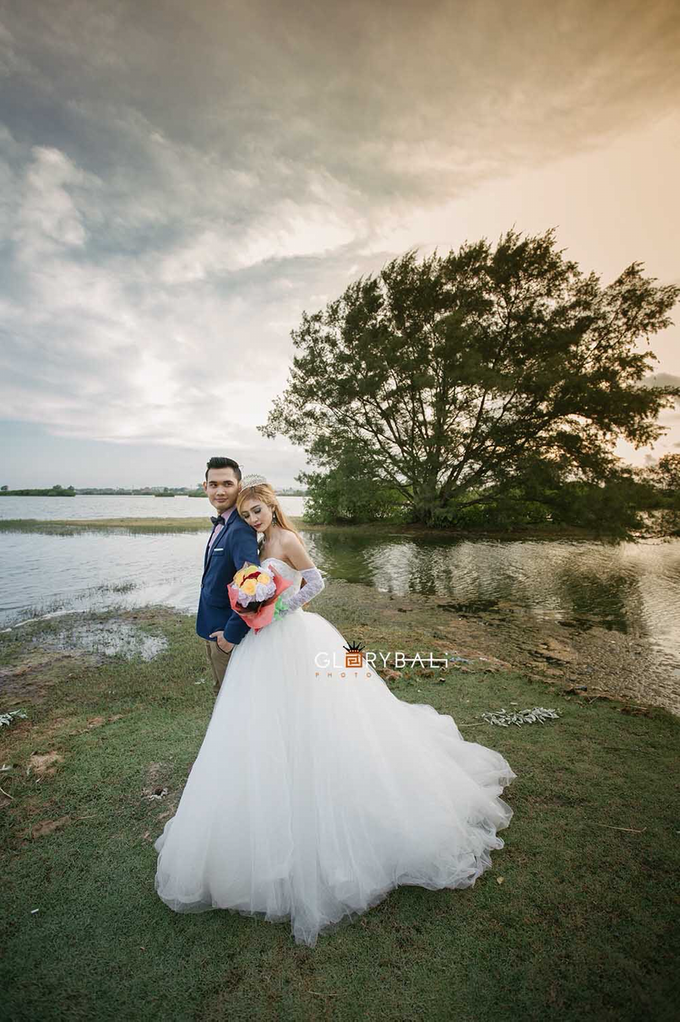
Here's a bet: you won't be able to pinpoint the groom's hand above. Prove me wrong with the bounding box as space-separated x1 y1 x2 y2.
209 631 234 653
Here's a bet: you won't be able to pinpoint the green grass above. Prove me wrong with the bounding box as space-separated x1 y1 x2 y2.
0 516 615 540
0 517 212 534
1 586 678 1021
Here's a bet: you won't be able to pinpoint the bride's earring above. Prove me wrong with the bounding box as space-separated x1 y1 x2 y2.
272 509 278 523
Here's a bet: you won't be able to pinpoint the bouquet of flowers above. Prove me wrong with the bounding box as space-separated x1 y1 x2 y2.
227 562 292 632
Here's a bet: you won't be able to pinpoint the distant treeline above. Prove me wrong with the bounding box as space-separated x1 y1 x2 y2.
0 486 76 496
79 487 192 495
0 485 307 497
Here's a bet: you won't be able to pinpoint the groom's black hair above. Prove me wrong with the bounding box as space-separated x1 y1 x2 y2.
205 457 242 481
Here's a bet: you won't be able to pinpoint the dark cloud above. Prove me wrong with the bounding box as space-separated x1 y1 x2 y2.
1 0 679 481
4 0 680 195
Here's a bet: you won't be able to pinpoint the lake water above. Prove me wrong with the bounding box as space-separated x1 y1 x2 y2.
1 497 679 711
0 494 307 520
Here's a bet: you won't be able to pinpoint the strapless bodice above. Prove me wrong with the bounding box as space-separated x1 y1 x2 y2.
261 556 303 603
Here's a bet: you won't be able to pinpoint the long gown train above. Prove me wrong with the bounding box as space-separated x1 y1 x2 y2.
154 557 516 947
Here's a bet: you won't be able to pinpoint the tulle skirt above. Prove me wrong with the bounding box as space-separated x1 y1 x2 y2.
154 608 516 947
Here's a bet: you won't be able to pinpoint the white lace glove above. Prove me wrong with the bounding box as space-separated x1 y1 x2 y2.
278 566 325 615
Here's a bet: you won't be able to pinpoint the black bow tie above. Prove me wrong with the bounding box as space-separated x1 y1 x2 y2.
210 515 225 526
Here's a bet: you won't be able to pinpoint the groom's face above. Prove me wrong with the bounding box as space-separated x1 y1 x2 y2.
203 467 240 512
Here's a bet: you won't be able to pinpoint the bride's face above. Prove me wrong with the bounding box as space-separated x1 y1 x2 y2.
239 496 274 533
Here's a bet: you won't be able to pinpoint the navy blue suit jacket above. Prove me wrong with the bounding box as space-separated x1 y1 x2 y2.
196 510 260 645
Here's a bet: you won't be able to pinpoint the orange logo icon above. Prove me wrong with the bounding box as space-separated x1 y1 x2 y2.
343 640 365 669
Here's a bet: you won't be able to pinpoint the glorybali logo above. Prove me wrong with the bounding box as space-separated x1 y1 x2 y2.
314 642 452 677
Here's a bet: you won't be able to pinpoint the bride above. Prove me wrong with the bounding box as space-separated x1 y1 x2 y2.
154 474 516 947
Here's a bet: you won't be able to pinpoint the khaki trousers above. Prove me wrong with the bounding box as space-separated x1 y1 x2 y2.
205 639 233 697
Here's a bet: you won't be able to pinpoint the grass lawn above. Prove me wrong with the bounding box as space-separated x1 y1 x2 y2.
1 582 678 1021
0 517 212 534
0 516 613 540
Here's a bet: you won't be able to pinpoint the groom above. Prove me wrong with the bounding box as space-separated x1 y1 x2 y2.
197 456 260 696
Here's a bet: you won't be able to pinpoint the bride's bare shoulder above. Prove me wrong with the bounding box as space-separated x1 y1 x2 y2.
280 529 314 570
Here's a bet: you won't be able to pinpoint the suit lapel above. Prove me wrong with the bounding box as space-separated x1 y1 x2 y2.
202 512 237 580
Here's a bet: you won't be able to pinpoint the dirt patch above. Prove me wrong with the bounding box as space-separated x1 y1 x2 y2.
26 751 65 777
428 594 674 713
141 760 175 804
0 650 89 703
29 621 168 662
82 714 126 730
0 611 170 704
19 815 72 840
145 761 172 786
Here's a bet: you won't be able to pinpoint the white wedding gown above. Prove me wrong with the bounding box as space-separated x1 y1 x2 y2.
154 557 516 947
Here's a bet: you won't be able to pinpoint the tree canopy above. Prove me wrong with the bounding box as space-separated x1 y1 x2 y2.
260 228 680 526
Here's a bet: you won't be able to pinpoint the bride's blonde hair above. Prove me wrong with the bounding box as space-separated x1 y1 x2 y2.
236 482 306 547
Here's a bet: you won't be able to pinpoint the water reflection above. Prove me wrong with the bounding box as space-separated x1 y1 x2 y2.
304 531 680 671
553 560 637 633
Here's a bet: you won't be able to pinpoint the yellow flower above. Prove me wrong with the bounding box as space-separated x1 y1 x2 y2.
241 578 257 596
257 572 271 585
233 568 248 586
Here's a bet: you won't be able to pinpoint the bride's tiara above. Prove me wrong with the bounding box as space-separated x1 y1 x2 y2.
240 473 270 492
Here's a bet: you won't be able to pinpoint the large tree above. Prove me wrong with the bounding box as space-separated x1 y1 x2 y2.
260 228 680 524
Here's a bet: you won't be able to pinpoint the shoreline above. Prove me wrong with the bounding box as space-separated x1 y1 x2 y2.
2 516 678 715
0 515 659 541
1 587 677 719
1 574 677 717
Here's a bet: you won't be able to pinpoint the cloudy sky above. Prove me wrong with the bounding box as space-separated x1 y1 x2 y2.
1 0 678 488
